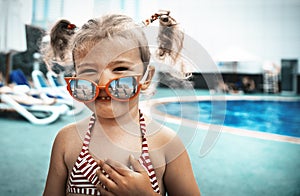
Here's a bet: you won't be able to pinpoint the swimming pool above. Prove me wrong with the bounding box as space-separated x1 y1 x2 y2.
156 98 300 138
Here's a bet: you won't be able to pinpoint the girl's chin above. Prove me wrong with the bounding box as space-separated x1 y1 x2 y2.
85 98 139 118
90 101 128 117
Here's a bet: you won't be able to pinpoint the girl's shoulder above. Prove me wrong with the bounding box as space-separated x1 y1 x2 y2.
146 120 177 144
53 118 90 164
55 117 90 146
146 119 186 161
56 123 77 138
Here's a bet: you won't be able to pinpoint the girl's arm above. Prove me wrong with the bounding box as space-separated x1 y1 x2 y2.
154 124 200 196
163 149 200 196
43 130 68 196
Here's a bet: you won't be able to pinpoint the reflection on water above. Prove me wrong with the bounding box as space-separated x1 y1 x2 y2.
157 100 300 137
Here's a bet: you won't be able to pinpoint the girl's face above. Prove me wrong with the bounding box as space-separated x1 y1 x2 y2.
74 36 145 119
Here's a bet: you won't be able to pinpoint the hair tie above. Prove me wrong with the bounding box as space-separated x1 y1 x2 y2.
67 24 77 30
142 10 171 26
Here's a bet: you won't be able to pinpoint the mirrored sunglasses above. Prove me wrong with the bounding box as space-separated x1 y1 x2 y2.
64 75 142 102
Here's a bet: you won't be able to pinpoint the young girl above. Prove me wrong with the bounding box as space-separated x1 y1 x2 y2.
43 11 200 196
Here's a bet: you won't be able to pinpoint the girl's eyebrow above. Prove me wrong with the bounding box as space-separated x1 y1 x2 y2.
107 60 136 67
77 63 98 75
77 69 98 75
77 63 96 69
76 60 136 74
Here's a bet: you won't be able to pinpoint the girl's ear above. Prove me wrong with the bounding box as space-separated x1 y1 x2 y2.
141 65 155 90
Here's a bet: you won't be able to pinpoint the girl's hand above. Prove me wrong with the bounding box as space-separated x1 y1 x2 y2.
96 155 158 196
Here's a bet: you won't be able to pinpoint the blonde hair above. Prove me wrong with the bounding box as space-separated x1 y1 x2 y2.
42 12 188 79
72 14 151 73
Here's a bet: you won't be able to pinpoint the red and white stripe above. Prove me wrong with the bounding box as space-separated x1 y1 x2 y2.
138 111 160 193
67 111 160 195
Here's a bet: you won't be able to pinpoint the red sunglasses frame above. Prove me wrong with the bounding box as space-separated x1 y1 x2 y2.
64 75 142 103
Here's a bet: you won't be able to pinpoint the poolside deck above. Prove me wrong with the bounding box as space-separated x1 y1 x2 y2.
0 88 299 196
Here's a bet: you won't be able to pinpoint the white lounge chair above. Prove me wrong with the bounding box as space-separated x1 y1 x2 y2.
46 71 66 88
0 90 66 125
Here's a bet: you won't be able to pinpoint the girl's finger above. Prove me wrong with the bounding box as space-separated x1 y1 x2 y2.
130 154 146 173
96 183 115 196
96 169 117 194
104 159 131 175
98 160 123 183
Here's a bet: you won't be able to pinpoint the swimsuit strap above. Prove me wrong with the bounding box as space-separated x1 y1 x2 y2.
138 110 160 193
83 113 96 149
139 110 147 137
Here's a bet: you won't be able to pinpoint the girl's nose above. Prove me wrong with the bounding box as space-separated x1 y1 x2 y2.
96 75 110 97
97 72 110 86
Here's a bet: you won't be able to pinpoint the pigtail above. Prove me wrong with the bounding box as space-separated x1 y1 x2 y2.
143 10 191 80
50 19 76 62
40 19 77 75
157 11 183 63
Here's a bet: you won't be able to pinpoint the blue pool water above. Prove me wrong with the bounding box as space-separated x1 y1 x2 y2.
157 100 300 137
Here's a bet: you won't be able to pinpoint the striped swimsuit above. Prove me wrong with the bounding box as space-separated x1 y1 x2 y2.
67 111 160 195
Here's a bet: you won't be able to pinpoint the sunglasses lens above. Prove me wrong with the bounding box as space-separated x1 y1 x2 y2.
69 79 97 101
108 76 138 100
